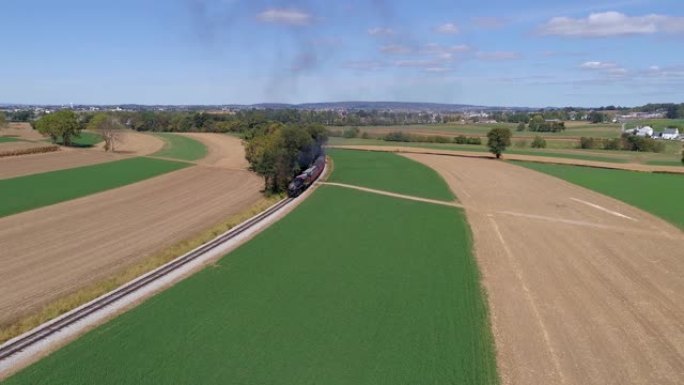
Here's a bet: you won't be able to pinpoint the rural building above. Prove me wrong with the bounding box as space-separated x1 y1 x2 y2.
635 126 654 137
660 128 680 140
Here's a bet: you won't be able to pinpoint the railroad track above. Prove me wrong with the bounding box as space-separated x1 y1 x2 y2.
0 197 293 362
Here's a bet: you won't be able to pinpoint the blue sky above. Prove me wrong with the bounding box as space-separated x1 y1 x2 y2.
1 0 683 107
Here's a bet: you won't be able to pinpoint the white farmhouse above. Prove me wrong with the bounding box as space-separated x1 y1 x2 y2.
661 128 680 140
635 126 654 137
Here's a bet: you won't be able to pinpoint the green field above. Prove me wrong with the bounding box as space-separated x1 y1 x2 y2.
328 137 683 165
0 157 189 217
516 162 684 229
0 136 22 143
327 148 455 201
153 133 207 161
6 186 497 385
56 131 103 147
7 150 497 385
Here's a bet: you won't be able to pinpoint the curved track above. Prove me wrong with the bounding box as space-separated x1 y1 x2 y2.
0 197 292 361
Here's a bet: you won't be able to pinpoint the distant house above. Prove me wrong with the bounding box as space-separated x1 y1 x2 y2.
635 126 654 137
661 128 680 140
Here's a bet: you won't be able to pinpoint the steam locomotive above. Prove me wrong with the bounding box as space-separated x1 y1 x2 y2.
287 155 326 197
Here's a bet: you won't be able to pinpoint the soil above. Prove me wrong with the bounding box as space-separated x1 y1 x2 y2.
404 153 684 385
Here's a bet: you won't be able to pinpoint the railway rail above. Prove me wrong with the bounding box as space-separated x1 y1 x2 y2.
0 197 294 362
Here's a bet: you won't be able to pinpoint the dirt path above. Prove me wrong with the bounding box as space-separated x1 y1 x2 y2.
177 133 249 170
0 166 262 326
329 145 684 174
0 131 164 179
404 153 684 385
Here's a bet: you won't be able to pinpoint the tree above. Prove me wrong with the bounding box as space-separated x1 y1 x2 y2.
88 113 124 152
486 127 512 159
0 112 6 129
33 110 81 145
531 135 547 148
589 111 605 124
666 104 678 119
516 122 526 131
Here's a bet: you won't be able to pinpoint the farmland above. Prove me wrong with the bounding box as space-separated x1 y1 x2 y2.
0 133 262 341
0 157 189 217
327 148 455 201
153 133 208 161
406 153 684 385
515 161 684 229
5 150 498 385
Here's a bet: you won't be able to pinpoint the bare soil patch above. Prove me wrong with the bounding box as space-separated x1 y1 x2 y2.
405 153 684 385
330 144 684 174
0 131 164 179
177 133 249 169
0 166 262 327
0 123 45 141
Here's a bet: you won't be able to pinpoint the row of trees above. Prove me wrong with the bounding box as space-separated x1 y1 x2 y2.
31 111 123 151
245 122 327 193
579 135 666 153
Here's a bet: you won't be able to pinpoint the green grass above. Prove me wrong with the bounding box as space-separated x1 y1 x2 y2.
327 148 455 201
516 162 684 229
0 136 22 143
0 157 189 217
55 131 103 147
6 185 498 385
153 133 207 161
328 137 631 164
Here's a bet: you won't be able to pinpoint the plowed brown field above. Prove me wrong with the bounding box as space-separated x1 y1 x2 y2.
0 134 262 327
405 153 684 385
0 131 164 179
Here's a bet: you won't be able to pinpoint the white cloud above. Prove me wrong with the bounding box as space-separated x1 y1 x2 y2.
580 61 617 69
476 51 521 61
368 27 395 37
539 12 684 37
436 23 460 34
256 8 312 26
380 44 413 54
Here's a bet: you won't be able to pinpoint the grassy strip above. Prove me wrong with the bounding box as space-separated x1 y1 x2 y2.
0 157 189 217
0 195 281 345
328 137 630 163
516 161 684 229
0 137 23 143
327 148 455 201
6 186 498 385
152 133 208 161
0 145 59 158
55 131 103 148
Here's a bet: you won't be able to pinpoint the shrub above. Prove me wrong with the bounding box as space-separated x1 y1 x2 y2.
531 135 547 148
361 132 370 139
516 122 526 131
342 127 360 138
466 137 482 145
384 131 412 142
579 137 600 149
454 135 468 144
514 139 528 148
603 138 622 150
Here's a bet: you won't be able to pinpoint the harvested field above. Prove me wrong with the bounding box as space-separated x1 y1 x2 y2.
178 133 249 169
0 123 45 141
0 131 164 179
0 166 263 327
405 153 684 385
330 144 684 174
0 142 58 158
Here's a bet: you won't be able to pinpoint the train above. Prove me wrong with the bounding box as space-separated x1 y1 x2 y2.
287 155 326 197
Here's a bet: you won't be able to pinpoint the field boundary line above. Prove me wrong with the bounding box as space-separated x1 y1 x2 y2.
327 145 684 174
319 182 462 208
569 197 637 221
488 216 567 385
